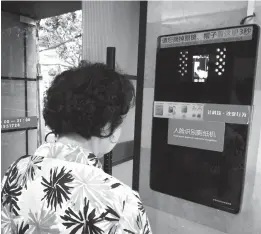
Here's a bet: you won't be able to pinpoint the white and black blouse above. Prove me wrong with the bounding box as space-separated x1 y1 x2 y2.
1 142 152 234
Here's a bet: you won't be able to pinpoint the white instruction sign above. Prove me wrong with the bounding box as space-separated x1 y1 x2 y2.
160 26 253 48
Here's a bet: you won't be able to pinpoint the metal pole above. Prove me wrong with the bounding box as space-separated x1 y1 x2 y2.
106 47 116 70
132 1 148 191
23 26 29 155
103 47 116 175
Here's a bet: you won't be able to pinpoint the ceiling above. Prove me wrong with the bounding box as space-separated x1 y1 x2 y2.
1 1 82 20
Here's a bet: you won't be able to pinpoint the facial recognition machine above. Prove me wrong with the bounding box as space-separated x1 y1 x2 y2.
151 25 260 214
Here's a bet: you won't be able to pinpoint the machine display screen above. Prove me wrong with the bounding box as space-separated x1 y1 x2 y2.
151 25 260 214
193 55 209 82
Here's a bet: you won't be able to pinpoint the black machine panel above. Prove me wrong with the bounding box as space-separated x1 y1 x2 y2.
150 25 260 214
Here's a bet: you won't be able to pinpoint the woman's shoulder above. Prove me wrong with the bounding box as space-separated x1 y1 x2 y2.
30 155 135 196
41 157 141 213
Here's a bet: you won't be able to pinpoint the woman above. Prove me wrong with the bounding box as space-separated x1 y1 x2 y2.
1 62 152 234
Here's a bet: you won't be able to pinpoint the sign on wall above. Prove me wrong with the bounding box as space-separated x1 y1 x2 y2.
154 101 251 152
168 119 225 152
160 26 253 48
1 116 38 131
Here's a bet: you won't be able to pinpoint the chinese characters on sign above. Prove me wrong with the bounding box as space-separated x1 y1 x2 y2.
207 110 247 118
1 116 38 131
161 26 253 48
226 111 247 118
154 102 251 125
161 33 197 44
173 128 216 138
204 104 250 125
202 27 252 40
208 110 222 116
168 119 225 152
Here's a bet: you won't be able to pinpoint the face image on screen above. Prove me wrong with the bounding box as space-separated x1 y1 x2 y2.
193 55 209 82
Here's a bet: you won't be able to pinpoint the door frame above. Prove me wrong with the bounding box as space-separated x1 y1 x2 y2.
132 1 148 191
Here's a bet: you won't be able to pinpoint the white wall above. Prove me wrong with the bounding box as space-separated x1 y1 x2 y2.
118 80 136 143
82 1 139 75
140 1 261 234
82 1 139 143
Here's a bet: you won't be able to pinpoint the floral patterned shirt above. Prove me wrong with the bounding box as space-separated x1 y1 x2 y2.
1 142 152 234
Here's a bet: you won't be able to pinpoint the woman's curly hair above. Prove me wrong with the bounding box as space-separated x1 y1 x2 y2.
43 62 135 139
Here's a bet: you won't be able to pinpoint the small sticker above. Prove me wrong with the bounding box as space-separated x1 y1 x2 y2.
155 103 164 116
154 102 204 121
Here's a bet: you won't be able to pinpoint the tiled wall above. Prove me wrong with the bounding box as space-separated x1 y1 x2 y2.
139 2 261 233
